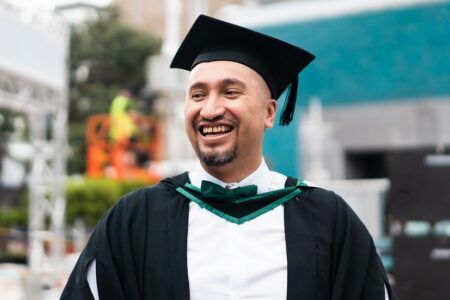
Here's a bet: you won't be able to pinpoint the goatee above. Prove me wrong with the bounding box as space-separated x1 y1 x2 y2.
195 144 237 167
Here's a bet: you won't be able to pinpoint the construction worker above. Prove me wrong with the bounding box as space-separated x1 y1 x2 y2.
108 88 138 144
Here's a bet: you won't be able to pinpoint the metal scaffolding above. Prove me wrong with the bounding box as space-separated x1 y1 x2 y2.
0 4 69 280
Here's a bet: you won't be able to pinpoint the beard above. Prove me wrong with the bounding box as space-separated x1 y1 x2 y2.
194 142 237 167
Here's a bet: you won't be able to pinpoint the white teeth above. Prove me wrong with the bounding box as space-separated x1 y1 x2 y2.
202 125 231 135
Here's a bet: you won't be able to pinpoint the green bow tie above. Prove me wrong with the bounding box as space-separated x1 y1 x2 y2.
200 180 257 200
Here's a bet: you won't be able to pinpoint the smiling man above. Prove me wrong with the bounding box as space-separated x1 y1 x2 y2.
61 15 396 300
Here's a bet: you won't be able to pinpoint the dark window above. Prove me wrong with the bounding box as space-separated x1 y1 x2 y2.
346 152 388 179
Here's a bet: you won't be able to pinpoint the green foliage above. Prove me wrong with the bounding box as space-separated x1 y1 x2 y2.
0 178 152 229
0 207 28 227
0 109 28 142
0 209 28 227
68 122 87 174
68 6 161 174
0 191 28 228
65 177 152 227
70 7 159 88
0 109 15 133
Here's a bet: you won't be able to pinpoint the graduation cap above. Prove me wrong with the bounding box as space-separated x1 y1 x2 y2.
170 14 315 126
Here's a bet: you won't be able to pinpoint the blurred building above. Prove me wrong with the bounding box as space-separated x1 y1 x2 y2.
113 0 236 37
218 0 450 179
113 0 300 37
54 2 107 26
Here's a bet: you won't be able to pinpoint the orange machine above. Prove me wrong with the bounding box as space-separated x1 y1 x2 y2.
86 114 163 182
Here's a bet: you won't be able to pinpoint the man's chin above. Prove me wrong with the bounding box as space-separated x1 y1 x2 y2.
197 149 236 167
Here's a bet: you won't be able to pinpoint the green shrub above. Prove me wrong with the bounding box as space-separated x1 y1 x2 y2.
0 177 151 228
0 191 28 228
0 209 28 228
66 177 152 227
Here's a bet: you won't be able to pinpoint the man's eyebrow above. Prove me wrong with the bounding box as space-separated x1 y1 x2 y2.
188 78 246 92
188 81 208 92
219 78 246 89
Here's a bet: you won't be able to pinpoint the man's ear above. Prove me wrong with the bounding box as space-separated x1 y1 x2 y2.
264 99 277 129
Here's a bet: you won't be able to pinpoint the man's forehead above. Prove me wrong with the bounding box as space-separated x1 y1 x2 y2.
188 60 266 86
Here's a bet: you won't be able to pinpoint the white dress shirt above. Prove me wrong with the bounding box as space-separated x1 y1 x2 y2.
87 158 389 299
187 159 288 300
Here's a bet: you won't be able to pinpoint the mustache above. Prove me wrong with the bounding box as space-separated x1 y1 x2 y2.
194 116 235 127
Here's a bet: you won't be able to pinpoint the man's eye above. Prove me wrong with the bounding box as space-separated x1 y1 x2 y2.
191 93 206 100
224 90 240 97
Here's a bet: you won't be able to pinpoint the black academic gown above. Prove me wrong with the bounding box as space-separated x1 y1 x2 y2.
61 173 396 300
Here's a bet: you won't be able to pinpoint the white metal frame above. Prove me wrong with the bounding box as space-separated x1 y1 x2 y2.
0 63 68 276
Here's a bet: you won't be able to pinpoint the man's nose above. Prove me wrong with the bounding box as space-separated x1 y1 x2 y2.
199 94 226 120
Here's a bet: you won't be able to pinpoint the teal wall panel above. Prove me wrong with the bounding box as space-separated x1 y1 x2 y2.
264 115 299 177
257 2 450 106
260 2 450 176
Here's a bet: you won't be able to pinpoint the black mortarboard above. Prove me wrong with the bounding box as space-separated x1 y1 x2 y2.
170 14 315 126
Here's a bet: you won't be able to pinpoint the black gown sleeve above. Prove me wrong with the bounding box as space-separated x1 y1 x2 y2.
59 231 96 299
329 192 397 300
60 188 149 300
61 173 190 300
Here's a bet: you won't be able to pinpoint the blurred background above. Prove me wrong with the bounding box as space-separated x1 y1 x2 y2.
0 0 449 299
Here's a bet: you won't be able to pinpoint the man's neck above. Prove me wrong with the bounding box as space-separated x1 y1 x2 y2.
200 156 263 183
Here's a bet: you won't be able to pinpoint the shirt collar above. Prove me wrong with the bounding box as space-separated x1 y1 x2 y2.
188 158 271 194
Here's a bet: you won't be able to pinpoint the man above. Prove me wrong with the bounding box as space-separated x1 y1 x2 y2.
62 15 396 300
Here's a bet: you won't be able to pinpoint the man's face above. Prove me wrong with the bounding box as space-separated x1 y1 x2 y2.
185 60 276 171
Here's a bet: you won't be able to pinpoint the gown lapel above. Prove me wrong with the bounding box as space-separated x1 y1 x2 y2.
167 180 191 300
168 172 317 300
284 196 317 300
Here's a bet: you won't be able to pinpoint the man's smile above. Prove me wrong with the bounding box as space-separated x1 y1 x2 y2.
196 122 235 146
199 125 233 136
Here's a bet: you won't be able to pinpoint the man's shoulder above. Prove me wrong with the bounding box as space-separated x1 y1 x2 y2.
267 168 336 200
299 184 342 212
273 171 340 207
279 174 351 219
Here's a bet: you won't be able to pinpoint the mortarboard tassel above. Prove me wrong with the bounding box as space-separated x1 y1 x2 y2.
279 75 299 126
